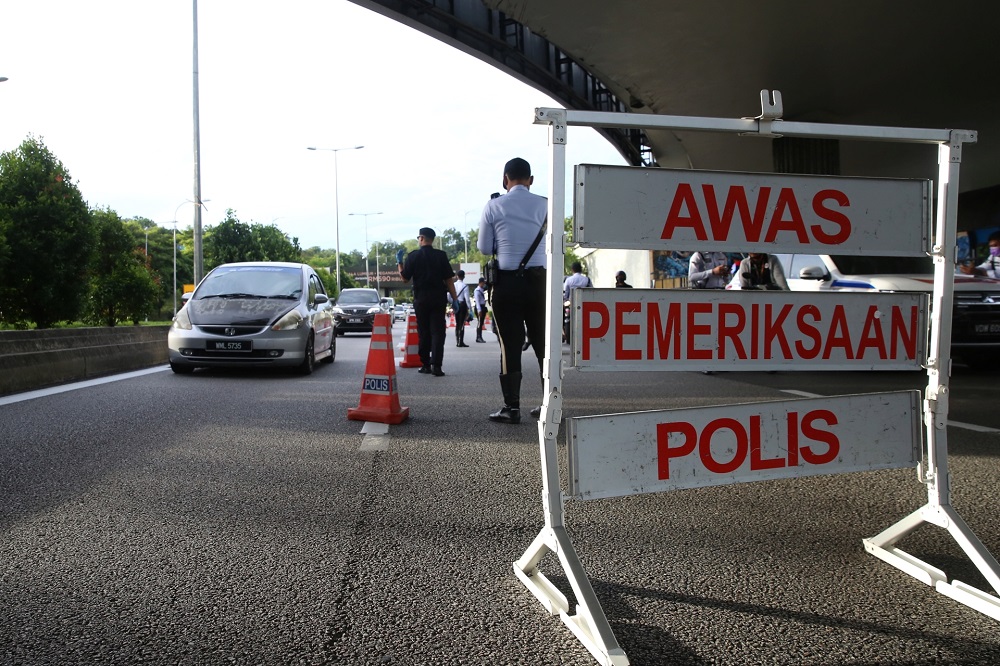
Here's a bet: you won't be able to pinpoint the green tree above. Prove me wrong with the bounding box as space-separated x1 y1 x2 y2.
251 222 301 261
87 207 158 326
204 210 301 272
564 216 582 275
204 210 254 269
0 136 94 328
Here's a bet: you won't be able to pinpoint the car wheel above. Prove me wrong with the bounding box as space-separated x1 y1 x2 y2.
322 334 336 363
299 334 315 375
170 362 194 374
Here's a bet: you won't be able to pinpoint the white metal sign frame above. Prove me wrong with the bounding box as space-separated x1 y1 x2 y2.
517 91 999 666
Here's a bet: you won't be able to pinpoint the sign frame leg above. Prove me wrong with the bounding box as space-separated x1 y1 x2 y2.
512 109 629 666
864 136 1000 620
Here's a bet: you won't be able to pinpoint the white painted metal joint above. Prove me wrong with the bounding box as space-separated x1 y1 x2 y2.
536 107 568 144
741 89 784 138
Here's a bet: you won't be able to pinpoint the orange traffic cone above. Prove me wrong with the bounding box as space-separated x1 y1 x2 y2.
348 313 410 425
447 312 455 328
399 313 423 368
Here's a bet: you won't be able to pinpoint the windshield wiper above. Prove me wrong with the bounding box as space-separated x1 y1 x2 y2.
200 293 265 299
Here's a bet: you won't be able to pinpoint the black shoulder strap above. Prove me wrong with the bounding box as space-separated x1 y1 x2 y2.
518 220 547 271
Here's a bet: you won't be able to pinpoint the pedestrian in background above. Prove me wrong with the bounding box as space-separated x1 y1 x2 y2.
614 270 632 288
688 251 730 289
736 252 789 290
477 157 547 423
562 261 592 300
397 227 457 376
473 277 488 343
451 269 471 347
959 231 1000 278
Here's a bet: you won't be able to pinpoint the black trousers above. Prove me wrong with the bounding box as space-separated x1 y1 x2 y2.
475 305 487 338
490 268 546 376
453 303 469 343
414 297 446 368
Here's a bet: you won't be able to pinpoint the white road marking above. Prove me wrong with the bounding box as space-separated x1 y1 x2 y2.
0 366 170 406
360 421 391 451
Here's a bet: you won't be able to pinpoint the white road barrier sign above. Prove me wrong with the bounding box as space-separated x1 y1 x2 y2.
574 165 931 255
567 391 921 500
571 289 927 371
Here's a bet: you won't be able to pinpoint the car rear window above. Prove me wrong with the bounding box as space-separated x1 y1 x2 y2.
338 290 380 305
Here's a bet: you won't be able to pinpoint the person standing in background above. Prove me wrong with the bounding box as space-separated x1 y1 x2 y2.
451 270 471 347
736 252 789 290
397 227 457 376
688 251 730 289
614 270 632 288
477 157 547 423
473 277 488 343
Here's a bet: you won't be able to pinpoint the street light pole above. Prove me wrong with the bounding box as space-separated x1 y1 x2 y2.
308 145 364 293
192 0 205 285
348 211 382 287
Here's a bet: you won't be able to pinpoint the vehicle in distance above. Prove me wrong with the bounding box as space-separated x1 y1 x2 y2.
168 262 335 375
333 288 386 335
393 304 408 322
773 253 1000 366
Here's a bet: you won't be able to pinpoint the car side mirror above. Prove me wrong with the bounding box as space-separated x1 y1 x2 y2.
314 293 329 304
798 266 828 280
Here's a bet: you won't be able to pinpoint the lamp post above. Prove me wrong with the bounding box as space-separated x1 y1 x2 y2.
308 145 364 293
374 241 381 291
348 211 382 287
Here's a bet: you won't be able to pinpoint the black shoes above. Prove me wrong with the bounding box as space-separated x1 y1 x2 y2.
432 366 445 377
489 406 521 424
475 337 486 343
418 365 431 374
457 343 469 348
530 406 542 419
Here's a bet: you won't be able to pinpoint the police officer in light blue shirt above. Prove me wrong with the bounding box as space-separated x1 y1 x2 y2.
688 251 730 289
477 157 547 424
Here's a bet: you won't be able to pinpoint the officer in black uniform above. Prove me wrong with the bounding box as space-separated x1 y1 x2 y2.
397 227 457 376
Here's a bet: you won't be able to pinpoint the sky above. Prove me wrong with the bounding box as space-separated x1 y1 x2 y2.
0 0 626 255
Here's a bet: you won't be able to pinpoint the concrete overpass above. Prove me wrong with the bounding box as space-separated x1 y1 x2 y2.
349 0 1000 228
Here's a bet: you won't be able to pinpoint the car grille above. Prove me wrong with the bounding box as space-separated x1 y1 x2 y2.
199 325 268 336
953 291 1000 345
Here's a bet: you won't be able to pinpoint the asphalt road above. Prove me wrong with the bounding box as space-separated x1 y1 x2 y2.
2 323 999 665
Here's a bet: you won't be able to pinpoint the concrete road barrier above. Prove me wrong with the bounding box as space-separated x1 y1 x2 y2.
0 326 169 396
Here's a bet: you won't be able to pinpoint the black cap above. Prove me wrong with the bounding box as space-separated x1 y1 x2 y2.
418 227 436 240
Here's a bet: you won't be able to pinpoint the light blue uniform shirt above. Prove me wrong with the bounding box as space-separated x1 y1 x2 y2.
477 185 548 270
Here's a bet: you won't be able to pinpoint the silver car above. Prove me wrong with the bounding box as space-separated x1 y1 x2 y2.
168 262 335 374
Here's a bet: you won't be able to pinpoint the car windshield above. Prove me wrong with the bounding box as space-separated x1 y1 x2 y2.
197 266 302 299
829 255 934 276
338 291 380 305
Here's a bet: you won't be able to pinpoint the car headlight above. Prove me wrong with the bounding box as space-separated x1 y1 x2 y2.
272 309 304 331
172 307 192 330
366 306 381 314
331 306 344 314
